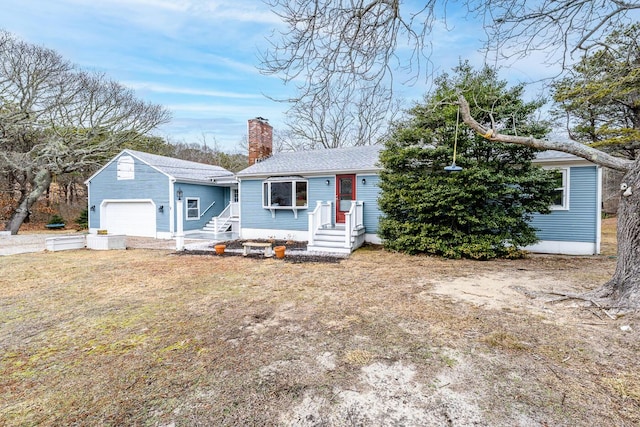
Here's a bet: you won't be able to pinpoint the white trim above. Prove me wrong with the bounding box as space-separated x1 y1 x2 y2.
85 149 171 184
262 179 309 209
532 153 595 167
364 233 382 245
99 199 157 238
185 197 200 221
169 179 176 235
596 166 603 255
87 183 92 229
237 168 382 180
239 228 308 241
116 155 135 180
546 167 570 211
524 240 599 255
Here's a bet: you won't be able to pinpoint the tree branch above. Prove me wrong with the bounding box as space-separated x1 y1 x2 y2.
458 95 634 172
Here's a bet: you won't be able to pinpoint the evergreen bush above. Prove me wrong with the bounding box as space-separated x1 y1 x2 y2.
378 63 558 259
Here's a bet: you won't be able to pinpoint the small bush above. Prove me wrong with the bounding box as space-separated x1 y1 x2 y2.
47 214 65 225
75 209 88 229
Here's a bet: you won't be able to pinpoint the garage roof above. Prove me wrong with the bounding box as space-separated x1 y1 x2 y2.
123 149 235 183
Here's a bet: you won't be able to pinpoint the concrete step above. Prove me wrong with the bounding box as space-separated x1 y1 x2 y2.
315 228 345 236
306 243 352 254
314 234 344 243
311 240 349 248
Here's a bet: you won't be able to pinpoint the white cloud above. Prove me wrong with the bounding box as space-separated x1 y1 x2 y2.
125 82 263 99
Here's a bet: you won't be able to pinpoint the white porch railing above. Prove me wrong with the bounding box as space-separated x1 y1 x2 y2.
213 202 239 232
344 201 364 249
308 200 364 251
199 201 216 218
308 201 333 246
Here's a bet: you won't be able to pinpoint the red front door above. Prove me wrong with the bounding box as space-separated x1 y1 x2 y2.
336 174 356 223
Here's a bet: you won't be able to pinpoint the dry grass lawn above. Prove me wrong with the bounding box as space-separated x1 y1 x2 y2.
2 217 639 426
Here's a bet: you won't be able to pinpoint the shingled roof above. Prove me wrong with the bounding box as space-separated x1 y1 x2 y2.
533 150 588 162
125 149 234 183
236 145 383 177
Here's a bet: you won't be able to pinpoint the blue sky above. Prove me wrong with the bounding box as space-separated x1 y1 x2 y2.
1 1 557 152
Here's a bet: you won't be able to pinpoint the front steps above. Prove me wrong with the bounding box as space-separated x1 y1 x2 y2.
202 216 236 233
307 225 365 254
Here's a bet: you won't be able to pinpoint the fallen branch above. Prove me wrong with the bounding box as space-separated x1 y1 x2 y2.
543 291 616 320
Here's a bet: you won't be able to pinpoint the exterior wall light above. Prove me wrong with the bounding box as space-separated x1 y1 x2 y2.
325 179 330 186
158 205 164 213
177 188 183 201
90 205 96 211
361 178 367 185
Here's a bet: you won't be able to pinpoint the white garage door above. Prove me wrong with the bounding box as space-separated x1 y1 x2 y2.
102 201 156 237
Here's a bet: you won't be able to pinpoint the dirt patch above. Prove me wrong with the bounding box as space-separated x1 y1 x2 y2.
217 238 309 251
1 236 638 426
283 359 484 426
180 249 344 264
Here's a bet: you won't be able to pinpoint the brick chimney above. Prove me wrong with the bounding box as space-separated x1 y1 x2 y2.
248 117 273 165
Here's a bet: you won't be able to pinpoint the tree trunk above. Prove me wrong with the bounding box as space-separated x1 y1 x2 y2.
5 169 52 235
457 96 640 308
599 159 640 308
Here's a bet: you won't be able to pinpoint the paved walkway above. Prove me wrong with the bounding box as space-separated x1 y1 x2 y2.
0 233 221 256
0 234 52 256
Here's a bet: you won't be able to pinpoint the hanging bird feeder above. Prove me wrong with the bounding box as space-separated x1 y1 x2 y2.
445 105 463 172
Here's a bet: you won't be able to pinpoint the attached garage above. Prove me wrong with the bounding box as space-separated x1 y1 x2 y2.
101 200 156 237
86 149 236 239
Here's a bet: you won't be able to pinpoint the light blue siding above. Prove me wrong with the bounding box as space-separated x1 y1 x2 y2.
240 179 310 231
240 174 382 234
88 153 170 231
177 183 228 231
530 166 598 242
89 152 229 233
356 174 382 234
309 176 337 223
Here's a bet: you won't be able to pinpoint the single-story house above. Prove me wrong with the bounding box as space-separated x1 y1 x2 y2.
85 149 237 238
86 118 602 255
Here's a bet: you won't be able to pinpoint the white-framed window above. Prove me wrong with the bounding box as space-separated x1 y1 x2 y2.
549 168 569 210
262 179 308 208
232 188 239 203
186 197 200 220
117 156 134 180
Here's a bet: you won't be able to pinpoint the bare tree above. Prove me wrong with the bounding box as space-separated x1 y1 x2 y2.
263 1 640 88
0 31 170 234
479 0 640 65
262 0 640 308
283 79 400 149
261 0 412 148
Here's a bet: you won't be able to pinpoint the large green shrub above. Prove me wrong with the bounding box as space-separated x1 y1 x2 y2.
378 63 558 259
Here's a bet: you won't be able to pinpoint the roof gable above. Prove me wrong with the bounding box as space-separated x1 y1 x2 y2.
125 149 234 182
86 149 234 184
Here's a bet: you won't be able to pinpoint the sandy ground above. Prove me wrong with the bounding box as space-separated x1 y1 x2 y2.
3 221 636 426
